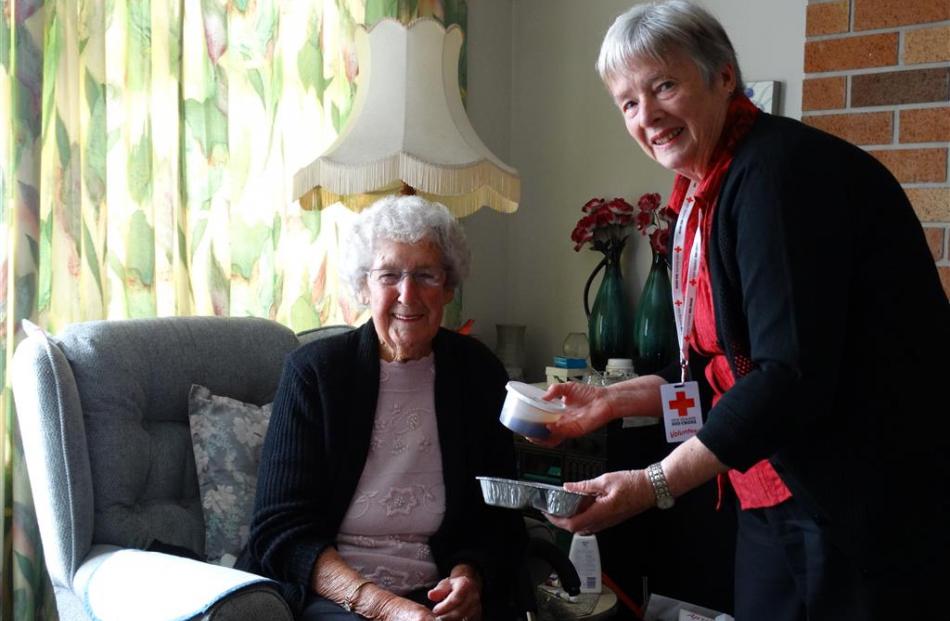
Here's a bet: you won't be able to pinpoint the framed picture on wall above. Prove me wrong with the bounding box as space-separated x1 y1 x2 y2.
744 80 781 115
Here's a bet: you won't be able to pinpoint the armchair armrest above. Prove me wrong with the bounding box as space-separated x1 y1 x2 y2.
12 323 95 588
73 545 293 621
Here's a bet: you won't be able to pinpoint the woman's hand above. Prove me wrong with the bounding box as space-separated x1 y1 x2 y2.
368 588 438 621
534 382 615 447
536 375 667 447
428 564 482 621
545 437 729 535
544 470 656 534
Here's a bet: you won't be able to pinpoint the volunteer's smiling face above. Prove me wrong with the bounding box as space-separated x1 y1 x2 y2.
364 238 454 362
607 49 735 181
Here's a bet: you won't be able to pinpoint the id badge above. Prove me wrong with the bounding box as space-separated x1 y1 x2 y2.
660 381 704 443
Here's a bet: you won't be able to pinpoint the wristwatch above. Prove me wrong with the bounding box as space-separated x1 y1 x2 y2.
646 462 675 510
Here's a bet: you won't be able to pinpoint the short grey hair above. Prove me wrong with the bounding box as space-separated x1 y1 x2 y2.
339 194 471 298
596 0 744 93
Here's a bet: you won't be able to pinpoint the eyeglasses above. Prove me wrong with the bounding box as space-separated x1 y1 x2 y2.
368 267 448 288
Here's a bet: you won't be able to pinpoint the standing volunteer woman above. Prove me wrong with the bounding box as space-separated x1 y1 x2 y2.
542 2 950 619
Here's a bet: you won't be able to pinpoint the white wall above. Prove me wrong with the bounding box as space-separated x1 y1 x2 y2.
464 0 805 379
461 0 515 346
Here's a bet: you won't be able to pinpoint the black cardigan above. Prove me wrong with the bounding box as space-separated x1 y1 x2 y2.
677 113 950 572
240 321 526 614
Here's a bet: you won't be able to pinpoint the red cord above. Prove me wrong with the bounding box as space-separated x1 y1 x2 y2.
602 572 644 620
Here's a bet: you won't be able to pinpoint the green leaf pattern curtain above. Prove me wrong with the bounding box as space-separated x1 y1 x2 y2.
0 1 468 618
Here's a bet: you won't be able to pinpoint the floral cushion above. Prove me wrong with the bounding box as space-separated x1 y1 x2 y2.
188 384 271 566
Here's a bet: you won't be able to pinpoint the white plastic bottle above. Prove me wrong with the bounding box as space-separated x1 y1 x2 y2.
568 533 602 594
604 358 635 384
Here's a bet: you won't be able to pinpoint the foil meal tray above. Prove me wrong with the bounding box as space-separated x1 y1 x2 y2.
476 476 593 517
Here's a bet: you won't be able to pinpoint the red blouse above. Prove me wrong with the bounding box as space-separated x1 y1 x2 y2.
687 201 792 510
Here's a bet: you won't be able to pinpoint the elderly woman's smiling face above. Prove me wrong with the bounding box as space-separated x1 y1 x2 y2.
607 48 735 181
364 238 454 362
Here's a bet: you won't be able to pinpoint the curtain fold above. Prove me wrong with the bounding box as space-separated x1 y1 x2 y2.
0 1 468 618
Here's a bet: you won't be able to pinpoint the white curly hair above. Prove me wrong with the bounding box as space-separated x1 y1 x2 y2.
339 194 471 300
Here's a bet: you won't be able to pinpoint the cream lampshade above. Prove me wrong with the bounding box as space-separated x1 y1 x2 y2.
292 18 520 216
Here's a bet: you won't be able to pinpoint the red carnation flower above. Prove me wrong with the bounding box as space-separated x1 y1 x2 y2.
637 192 661 213
570 193 660 256
650 227 670 255
606 198 634 215
593 207 614 228
633 191 670 255
581 198 605 213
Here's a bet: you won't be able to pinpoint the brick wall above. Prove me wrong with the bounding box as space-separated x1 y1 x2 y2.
802 0 950 296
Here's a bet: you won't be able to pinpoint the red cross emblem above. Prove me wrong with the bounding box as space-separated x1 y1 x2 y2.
668 391 695 417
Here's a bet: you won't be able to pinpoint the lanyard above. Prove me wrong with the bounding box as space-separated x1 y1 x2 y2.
670 182 703 383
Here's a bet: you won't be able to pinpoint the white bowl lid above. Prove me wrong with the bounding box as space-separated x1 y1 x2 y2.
505 381 567 413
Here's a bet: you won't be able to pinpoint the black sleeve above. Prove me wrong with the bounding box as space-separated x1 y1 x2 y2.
245 354 338 587
696 149 852 471
440 338 527 612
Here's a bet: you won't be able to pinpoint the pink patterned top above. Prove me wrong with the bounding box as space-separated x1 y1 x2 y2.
336 354 445 595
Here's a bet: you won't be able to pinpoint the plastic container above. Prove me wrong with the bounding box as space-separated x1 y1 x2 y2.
499 381 566 439
496 324 526 380
568 533 602 593
604 358 635 384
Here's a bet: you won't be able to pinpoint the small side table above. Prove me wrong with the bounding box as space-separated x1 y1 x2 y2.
536 584 619 621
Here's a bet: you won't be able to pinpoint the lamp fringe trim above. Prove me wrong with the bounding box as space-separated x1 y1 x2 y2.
293 153 520 215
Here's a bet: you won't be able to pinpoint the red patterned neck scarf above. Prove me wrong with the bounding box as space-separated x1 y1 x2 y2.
667 94 760 218
667 93 759 371
665 96 793 510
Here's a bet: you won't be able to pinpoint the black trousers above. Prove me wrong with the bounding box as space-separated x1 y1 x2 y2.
734 496 949 621
603 422 736 616
299 597 365 621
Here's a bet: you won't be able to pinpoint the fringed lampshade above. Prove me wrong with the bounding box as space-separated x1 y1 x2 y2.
292 18 520 217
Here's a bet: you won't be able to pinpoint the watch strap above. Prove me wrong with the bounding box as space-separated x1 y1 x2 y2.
646 462 675 509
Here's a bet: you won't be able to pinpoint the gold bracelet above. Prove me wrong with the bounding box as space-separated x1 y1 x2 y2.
341 578 373 613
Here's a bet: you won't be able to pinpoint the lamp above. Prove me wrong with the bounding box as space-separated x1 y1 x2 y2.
292 18 520 217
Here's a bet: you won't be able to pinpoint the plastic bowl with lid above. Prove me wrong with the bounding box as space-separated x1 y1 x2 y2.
499 381 566 439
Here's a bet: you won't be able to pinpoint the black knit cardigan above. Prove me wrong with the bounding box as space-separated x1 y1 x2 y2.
239 321 527 615
668 112 950 573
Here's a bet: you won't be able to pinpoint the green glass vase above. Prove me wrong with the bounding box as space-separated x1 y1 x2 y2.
633 249 678 375
584 249 633 372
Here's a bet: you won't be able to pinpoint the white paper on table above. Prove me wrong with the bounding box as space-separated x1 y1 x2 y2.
644 593 732 621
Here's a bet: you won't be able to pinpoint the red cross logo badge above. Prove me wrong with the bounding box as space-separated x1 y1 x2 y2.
668 391 695 417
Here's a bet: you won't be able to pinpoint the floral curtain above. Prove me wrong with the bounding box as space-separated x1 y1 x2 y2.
0 1 468 618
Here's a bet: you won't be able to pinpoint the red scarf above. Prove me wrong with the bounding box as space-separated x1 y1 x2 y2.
666 95 793 510
667 94 759 361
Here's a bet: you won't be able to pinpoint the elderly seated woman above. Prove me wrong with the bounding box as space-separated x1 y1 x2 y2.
238 194 526 621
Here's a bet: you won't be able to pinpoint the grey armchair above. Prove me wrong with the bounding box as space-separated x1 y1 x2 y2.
12 316 299 621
